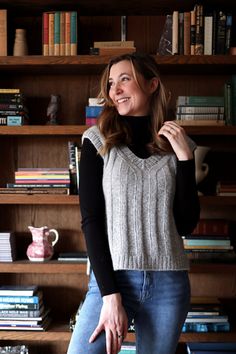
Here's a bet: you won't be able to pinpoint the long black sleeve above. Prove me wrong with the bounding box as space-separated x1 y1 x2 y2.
173 159 200 235
79 138 119 297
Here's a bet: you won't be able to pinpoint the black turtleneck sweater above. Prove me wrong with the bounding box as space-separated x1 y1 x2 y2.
79 116 200 296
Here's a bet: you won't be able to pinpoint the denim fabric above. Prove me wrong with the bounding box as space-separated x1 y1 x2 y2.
67 270 190 354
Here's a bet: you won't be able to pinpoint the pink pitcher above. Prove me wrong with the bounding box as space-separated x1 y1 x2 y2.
27 226 59 261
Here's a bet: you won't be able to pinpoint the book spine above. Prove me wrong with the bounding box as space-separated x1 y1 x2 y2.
216 11 226 54
225 14 232 54
172 11 178 55
7 183 69 188
0 9 7 56
42 12 49 56
0 103 23 110
60 11 65 55
0 295 41 304
194 4 204 55
48 12 55 56
70 11 77 55
178 12 184 55
177 96 224 106
204 15 213 55
0 89 20 93
54 11 60 56
65 12 71 56
85 106 103 117
231 75 236 125
183 12 191 55
0 302 41 310
0 309 42 318
190 10 196 55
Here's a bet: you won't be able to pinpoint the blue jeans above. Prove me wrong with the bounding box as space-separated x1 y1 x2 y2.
67 270 190 354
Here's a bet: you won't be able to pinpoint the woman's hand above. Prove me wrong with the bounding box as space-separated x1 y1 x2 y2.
89 293 128 354
158 121 193 160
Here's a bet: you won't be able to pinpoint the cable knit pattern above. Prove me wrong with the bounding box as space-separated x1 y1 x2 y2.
82 126 189 271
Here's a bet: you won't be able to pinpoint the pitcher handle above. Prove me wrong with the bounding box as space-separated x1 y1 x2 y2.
49 229 59 246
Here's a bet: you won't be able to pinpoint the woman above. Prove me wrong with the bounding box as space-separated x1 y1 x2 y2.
67 52 200 354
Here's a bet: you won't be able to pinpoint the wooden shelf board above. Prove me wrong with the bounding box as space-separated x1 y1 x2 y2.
125 330 236 343
0 261 87 274
0 125 88 136
0 195 79 205
1 125 236 136
0 195 235 206
0 322 72 341
0 55 236 73
1 325 235 343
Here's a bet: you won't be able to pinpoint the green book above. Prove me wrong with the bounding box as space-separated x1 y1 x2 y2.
177 96 224 106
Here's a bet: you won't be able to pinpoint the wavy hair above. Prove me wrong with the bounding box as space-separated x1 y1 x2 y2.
97 52 173 155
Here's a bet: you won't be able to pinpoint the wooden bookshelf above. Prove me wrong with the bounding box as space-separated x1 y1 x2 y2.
0 1 236 353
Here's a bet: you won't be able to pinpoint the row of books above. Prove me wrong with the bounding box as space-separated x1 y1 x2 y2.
158 5 233 56
42 11 77 56
68 141 81 195
0 89 28 126
0 285 50 331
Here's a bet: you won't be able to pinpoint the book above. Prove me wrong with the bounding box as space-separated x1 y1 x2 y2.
0 292 42 304
0 9 7 56
48 12 54 56
54 11 60 56
65 11 71 55
58 252 87 262
93 41 134 48
176 119 225 126
91 47 136 56
42 12 49 55
0 301 42 310
194 4 204 55
0 306 45 319
70 11 77 55
0 89 20 93
177 96 224 106
85 105 103 118
177 106 224 114
190 10 196 55
172 10 178 54
204 15 213 55
60 11 65 55
183 12 191 55
0 285 38 296
192 219 230 236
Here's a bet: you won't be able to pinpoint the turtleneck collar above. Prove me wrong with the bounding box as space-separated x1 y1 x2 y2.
119 115 152 158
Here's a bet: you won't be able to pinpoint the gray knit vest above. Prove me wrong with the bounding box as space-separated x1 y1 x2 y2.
83 126 189 271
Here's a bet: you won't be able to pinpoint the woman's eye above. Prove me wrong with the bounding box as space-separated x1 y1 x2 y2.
121 76 129 82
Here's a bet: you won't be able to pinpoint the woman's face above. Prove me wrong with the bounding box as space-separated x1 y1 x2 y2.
108 60 156 116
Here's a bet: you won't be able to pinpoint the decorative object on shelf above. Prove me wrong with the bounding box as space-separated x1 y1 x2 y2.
195 145 210 195
27 226 59 261
46 94 60 125
13 29 28 56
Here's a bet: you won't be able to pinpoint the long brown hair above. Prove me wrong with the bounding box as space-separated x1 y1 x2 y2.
97 52 172 155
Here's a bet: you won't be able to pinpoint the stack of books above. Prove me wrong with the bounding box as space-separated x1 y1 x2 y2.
68 141 81 194
42 11 77 56
0 89 28 126
85 98 104 126
186 341 236 353
0 232 16 262
183 219 236 263
183 297 230 333
120 343 136 353
90 40 136 56
175 95 225 126
0 168 70 195
0 285 51 331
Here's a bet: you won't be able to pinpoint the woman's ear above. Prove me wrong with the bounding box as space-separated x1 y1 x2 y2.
150 78 159 93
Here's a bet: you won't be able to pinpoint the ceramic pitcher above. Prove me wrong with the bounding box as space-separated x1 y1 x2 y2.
27 226 59 261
